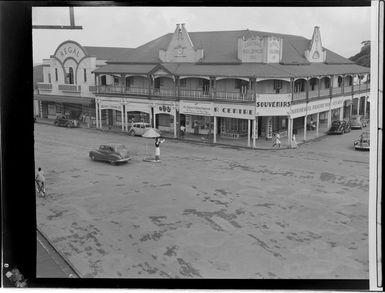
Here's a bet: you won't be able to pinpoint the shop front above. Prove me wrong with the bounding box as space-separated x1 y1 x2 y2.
123 99 152 131
95 97 125 130
152 101 178 137
179 101 214 137
213 104 255 146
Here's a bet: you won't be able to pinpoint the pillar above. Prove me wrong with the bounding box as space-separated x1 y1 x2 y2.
213 116 217 143
95 102 99 128
121 105 124 131
363 97 367 118
173 111 177 138
247 119 251 147
153 109 156 129
316 112 320 137
98 103 102 129
339 107 344 121
124 107 128 131
288 117 293 148
356 97 360 116
304 115 307 141
327 109 332 129
252 117 256 148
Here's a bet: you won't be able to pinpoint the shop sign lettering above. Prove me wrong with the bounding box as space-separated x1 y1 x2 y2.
100 103 121 110
255 93 291 116
55 42 86 64
256 101 291 107
214 105 254 119
180 102 213 115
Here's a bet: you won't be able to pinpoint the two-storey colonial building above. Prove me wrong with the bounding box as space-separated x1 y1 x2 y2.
34 40 133 127
91 24 370 147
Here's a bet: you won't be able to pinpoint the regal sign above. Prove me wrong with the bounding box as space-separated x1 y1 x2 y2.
54 41 86 64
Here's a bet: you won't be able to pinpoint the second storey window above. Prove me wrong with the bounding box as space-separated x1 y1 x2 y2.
101 75 106 86
48 73 51 83
294 79 305 92
180 79 186 88
324 78 330 89
84 69 87 83
338 76 343 87
55 68 58 81
66 67 74 84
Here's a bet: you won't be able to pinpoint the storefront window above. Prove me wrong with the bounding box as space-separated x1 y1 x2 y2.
158 114 171 126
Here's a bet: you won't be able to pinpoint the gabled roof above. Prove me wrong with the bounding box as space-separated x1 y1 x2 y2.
83 46 134 60
107 29 355 66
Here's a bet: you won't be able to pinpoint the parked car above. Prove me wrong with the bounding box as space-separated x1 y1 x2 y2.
128 122 153 136
328 120 351 134
350 115 367 129
54 114 79 128
354 131 370 151
89 143 131 165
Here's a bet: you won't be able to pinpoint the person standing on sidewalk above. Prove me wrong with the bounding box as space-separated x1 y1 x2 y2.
272 132 281 148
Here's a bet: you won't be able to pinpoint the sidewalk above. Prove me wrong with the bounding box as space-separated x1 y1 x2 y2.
35 118 329 150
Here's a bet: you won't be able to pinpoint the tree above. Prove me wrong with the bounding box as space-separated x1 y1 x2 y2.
349 41 370 67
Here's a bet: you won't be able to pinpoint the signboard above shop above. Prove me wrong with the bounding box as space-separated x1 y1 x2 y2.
214 104 255 119
255 93 291 116
180 101 213 116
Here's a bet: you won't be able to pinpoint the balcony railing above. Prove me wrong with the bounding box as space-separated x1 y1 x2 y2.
308 90 319 99
98 85 121 94
332 87 342 95
124 87 149 95
344 86 352 93
89 85 97 92
180 89 211 99
353 85 360 92
58 84 80 92
37 83 52 90
215 91 253 101
293 91 306 101
319 88 330 97
151 88 175 97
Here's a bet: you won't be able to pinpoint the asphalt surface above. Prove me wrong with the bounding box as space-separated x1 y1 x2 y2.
35 123 369 279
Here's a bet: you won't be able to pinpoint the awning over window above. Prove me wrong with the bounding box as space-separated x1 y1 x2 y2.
34 94 94 106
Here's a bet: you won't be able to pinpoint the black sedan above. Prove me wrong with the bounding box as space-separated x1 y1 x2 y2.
54 115 79 128
89 144 131 165
328 120 351 135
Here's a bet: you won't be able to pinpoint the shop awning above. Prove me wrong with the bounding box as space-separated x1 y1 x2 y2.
34 94 94 106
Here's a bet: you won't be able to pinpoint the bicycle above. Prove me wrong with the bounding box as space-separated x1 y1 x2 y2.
35 180 46 197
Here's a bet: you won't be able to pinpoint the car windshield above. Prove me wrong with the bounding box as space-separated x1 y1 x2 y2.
114 145 127 152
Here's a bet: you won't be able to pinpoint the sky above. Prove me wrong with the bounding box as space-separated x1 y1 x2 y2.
32 6 371 64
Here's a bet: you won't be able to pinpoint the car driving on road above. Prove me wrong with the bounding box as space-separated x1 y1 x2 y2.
128 122 160 136
89 143 131 165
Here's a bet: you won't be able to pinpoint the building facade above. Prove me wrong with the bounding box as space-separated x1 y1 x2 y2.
35 25 370 148
34 40 132 127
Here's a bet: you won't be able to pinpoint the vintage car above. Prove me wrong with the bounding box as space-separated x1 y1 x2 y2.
354 131 370 151
128 122 158 136
350 115 367 129
328 120 351 134
89 144 131 165
54 114 79 128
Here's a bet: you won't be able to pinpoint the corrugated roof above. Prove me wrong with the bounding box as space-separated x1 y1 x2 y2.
93 62 369 77
83 46 134 60
107 29 355 65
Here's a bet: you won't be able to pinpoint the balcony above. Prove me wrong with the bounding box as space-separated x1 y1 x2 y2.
89 85 97 92
308 90 319 99
98 85 121 94
180 89 211 99
124 87 149 95
151 88 175 97
215 91 253 101
58 84 81 92
37 83 52 91
293 91 306 101
353 84 360 92
344 86 352 93
319 88 331 97
332 87 342 95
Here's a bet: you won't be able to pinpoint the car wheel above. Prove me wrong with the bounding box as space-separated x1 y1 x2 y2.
90 154 95 161
128 130 135 136
67 123 71 128
110 161 116 165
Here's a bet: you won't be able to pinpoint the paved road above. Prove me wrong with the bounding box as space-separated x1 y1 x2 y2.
35 123 369 279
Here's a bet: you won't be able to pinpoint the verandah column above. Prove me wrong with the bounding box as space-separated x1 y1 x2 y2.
252 117 256 148
121 104 124 131
213 115 217 143
98 102 102 129
124 105 128 131
95 101 99 128
356 97 361 116
173 110 177 138
316 112 320 137
327 108 332 129
247 119 251 147
303 115 307 141
287 116 292 148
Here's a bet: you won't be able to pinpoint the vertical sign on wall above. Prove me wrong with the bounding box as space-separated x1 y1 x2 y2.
267 117 273 139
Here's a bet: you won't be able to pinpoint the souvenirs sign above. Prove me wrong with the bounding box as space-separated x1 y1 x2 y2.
255 93 291 116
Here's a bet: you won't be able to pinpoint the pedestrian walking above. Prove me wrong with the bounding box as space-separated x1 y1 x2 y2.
272 132 281 148
35 167 46 197
180 124 185 139
154 137 165 161
292 134 297 148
